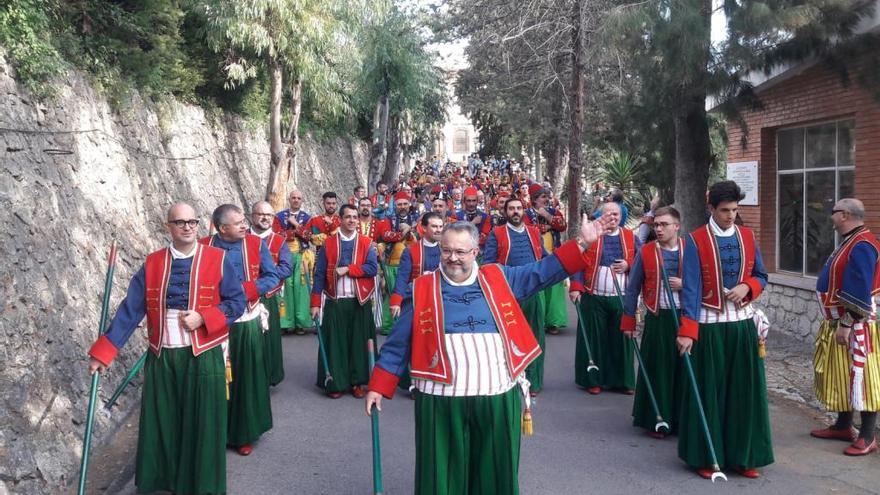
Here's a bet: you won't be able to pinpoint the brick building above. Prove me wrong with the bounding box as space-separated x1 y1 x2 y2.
721 11 880 341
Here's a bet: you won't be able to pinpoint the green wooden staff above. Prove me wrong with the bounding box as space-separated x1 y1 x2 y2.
659 265 727 482
100 350 148 418
572 301 599 373
611 274 669 434
367 339 384 495
78 240 119 495
312 316 334 387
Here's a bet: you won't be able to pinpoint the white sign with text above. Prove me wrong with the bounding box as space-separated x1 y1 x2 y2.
726 161 759 206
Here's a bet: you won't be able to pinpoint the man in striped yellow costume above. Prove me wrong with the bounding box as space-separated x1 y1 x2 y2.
812 198 880 456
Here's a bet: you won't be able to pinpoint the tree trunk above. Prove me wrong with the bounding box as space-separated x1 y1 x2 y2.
382 113 402 185
268 78 302 211
367 92 390 192
566 0 585 238
672 0 713 233
674 98 712 233
264 58 286 206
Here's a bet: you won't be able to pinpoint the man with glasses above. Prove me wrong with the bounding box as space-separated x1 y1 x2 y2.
676 180 772 479
202 204 281 456
310 204 380 398
365 214 612 495
620 206 684 439
88 203 246 494
273 189 313 335
811 197 880 456
251 201 293 386
484 198 549 395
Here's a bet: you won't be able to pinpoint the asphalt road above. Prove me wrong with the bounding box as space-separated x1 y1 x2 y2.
116 303 880 494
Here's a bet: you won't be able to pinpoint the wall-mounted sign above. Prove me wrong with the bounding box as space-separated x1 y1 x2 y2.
726 161 759 206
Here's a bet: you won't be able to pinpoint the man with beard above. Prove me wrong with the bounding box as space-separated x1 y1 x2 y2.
484 198 549 395
202 204 280 456
455 187 492 248
310 204 380 398
303 191 341 250
251 201 293 386
365 214 612 495
273 189 313 335
620 206 684 438
379 191 420 333
88 203 245 494
371 181 392 220
525 186 568 335
570 201 640 395
357 196 393 334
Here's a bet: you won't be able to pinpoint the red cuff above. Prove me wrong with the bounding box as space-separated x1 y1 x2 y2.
383 232 403 243
743 278 764 303
89 335 119 367
242 281 259 302
348 264 364 278
310 293 322 308
569 280 585 293
368 365 400 399
620 314 636 332
198 307 228 337
556 240 587 274
678 316 700 340
389 293 403 307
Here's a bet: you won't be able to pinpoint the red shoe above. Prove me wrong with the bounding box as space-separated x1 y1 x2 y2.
695 468 714 480
844 437 878 456
237 444 253 456
647 430 666 440
352 386 366 399
529 391 539 398
327 391 344 399
810 426 858 442
587 387 601 395
734 466 760 478
621 389 635 395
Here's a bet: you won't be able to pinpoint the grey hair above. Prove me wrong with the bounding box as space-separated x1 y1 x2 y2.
838 198 865 219
442 221 480 249
601 201 622 214
212 204 243 230
251 200 272 213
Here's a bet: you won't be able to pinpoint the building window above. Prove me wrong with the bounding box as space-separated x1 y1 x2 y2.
777 119 855 276
453 128 469 155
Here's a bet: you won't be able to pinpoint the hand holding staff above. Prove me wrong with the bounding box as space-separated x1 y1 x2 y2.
78 240 118 495
367 339 384 495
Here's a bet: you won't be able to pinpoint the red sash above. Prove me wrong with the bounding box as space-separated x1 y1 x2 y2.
323 233 376 305
409 265 541 384
144 244 227 356
690 224 757 310
201 234 263 310
581 229 636 294
263 232 285 298
819 228 880 309
410 242 425 282
492 225 543 265
640 240 683 314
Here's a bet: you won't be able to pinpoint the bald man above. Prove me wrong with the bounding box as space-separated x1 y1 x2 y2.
812 197 880 456
273 189 313 334
252 201 293 386
88 203 246 494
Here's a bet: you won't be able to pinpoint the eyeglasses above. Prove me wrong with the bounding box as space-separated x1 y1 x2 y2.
441 248 475 259
654 222 678 229
223 219 249 228
253 213 274 217
168 219 200 228
831 209 846 216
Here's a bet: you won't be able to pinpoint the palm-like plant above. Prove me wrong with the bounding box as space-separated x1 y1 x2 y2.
591 150 652 214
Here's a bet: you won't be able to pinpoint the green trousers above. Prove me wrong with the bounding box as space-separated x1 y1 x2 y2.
379 264 399 335
575 294 635 390
136 347 226 494
227 317 273 447
262 293 285 386
632 309 682 433
543 281 568 329
317 297 377 392
521 292 546 392
279 252 313 330
414 387 522 495
677 319 774 469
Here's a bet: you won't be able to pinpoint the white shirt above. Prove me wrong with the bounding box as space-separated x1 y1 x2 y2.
335 230 358 298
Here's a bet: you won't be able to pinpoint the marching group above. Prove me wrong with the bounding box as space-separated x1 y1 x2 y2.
86 159 880 494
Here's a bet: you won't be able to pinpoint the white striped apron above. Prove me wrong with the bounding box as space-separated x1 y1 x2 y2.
413 333 516 397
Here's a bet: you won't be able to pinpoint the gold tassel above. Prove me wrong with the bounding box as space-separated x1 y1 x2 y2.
758 338 766 359
278 298 287 318
225 357 233 400
521 408 534 436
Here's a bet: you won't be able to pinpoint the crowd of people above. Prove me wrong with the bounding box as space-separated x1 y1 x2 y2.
85 158 880 494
